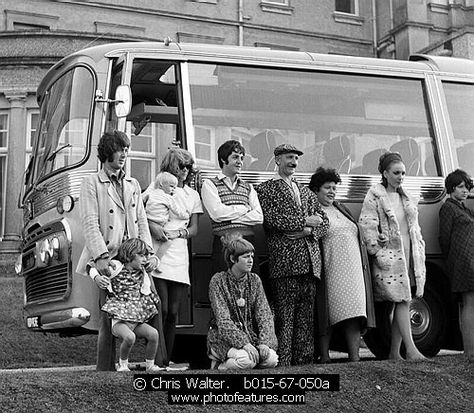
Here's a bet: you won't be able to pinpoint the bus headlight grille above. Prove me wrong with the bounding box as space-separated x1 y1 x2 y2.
24 263 70 304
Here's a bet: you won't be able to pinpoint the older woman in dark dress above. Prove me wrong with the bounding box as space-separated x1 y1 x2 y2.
439 169 474 360
309 167 375 363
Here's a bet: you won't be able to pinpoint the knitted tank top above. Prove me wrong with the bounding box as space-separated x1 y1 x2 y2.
210 177 252 236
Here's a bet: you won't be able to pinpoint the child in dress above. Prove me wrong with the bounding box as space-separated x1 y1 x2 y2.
97 238 164 372
143 172 190 239
207 233 278 370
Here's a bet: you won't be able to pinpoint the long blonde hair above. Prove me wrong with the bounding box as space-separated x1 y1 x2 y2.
160 148 196 186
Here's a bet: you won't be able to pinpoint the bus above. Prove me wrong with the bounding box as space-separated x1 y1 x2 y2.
18 41 474 359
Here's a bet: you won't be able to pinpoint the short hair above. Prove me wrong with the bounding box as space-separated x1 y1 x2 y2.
117 238 149 264
217 140 245 168
160 148 195 185
445 169 473 194
153 171 178 190
221 232 255 269
308 167 341 193
97 131 130 163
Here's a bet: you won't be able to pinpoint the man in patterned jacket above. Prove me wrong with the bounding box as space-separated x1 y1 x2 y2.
256 143 329 366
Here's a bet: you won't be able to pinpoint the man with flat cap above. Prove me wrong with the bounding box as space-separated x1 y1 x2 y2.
256 143 328 366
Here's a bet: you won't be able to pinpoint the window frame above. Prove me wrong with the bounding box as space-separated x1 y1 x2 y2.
259 0 294 15
125 121 156 190
335 0 359 16
194 125 217 167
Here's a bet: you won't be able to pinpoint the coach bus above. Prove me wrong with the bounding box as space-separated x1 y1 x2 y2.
17 41 474 359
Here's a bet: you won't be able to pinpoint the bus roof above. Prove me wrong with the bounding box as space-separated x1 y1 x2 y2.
38 41 474 99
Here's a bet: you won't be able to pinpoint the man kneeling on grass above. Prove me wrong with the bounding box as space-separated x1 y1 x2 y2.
207 233 278 370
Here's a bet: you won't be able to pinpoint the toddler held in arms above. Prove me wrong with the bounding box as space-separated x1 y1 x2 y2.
143 171 190 238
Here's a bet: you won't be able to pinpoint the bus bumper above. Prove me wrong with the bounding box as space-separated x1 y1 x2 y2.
26 307 91 331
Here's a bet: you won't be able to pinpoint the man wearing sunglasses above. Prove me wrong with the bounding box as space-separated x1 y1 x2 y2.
201 139 263 273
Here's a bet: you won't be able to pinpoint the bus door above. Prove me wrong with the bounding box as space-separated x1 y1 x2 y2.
106 57 194 326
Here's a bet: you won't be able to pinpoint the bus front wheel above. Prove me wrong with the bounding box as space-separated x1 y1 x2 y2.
364 284 447 359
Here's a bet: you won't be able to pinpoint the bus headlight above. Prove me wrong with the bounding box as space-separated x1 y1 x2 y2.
56 195 74 214
51 236 61 260
35 234 63 267
15 254 22 275
38 239 51 265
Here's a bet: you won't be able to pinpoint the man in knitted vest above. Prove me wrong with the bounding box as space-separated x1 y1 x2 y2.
201 140 263 273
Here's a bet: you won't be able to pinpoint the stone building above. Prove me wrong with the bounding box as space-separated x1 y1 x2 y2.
1 0 474 269
377 0 474 59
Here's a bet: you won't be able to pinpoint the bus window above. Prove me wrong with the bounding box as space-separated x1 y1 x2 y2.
443 82 474 176
108 59 180 190
187 64 438 176
30 66 93 184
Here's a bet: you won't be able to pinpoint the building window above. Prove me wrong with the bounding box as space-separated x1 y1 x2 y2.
335 0 359 15
333 0 363 25
26 111 39 151
126 122 155 190
0 113 8 238
125 121 177 190
194 126 216 167
254 42 300 51
94 22 145 36
177 32 224 44
5 10 58 31
13 23 50 31
26 110 39 165
429 0 449 13
260 1 294 15
0 114 8 148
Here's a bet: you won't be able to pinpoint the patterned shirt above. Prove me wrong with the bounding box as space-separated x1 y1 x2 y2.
207 271 277 360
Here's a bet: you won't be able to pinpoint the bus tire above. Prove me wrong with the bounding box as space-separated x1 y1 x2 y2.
410 284 447 357
363 284 447 359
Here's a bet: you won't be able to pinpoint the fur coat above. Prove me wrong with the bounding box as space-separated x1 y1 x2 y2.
359 183 426 302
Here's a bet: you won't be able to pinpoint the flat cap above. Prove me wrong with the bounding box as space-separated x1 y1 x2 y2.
273 143 304 157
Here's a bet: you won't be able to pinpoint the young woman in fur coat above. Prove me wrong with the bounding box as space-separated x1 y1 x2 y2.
359 151 426 361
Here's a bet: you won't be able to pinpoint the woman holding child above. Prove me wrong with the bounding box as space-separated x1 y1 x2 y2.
144 148 203 367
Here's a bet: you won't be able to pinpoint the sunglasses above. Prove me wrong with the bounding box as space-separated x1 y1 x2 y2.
179 163 193 171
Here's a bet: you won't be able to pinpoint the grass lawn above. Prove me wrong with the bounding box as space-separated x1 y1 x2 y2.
1 356 474 412
1 277 474 412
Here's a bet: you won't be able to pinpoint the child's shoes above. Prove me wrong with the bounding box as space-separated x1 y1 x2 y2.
166 361 190 371
117 364 130 372
146 364 166 372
